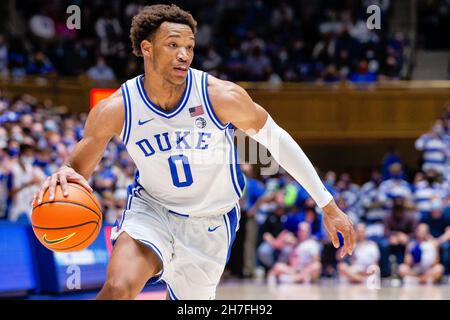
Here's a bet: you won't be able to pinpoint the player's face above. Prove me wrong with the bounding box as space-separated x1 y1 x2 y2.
149 22 195 85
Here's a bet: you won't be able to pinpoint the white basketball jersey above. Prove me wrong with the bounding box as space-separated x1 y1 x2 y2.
119 68 245 217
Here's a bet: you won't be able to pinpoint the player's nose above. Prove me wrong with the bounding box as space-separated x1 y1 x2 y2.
177 48 188 62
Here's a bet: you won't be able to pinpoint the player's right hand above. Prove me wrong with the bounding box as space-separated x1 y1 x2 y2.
35 165 93 204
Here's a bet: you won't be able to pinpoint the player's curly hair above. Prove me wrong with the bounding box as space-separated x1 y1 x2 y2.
130 4 197 57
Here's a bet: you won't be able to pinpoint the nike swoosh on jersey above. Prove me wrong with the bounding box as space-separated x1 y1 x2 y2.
42 232 77 245
138 118 154 125
208 225 221 232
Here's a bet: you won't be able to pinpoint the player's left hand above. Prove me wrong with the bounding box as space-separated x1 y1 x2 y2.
322 200 356 258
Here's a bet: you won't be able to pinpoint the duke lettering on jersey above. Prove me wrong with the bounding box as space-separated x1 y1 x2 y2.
120 68 245 217
136 131 213 157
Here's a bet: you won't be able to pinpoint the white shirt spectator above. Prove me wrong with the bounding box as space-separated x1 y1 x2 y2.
29 14 55 39
294 238 321 270
351 240 380 272
9 162 44 222
378 178 413 206
415 133 448 174
87 60 116 81
414 180 449 213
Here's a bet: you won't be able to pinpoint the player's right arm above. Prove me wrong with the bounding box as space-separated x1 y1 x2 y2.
35 89 124 203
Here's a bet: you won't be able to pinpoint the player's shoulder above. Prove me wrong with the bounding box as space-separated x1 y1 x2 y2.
94 88 124 114
86 88 124 137
206 73 247 103
205 73 253 122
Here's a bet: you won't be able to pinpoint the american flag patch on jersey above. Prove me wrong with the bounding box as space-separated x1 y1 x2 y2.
189 105 204 117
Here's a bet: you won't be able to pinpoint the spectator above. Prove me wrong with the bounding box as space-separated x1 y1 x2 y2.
415 120 448 176
383 196 418 268
398 223 445 284
9 144 45 222
241 164 266 278
267 222 322 284
420 198 450 274
378 163 413 210
359 169 385 238
413 169 449 216
381 147 402 180
256 202 288 271
87 56 116 82
338 223 381 284
26 51 55 76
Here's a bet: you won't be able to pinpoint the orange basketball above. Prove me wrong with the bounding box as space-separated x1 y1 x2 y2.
31 182 103 252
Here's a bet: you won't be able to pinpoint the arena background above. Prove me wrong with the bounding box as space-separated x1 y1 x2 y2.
0 0 450 300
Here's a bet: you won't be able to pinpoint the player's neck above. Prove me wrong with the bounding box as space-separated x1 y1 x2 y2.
142 68 186 112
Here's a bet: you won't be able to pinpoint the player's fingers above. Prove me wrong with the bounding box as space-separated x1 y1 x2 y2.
341 226 352 258
327 224 340 249
37 178 50 203
58 174 69 197
66 174 93 193
48 174 58 201
76 176 93 193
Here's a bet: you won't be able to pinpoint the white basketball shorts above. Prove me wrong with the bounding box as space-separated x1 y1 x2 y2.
110 189 240 300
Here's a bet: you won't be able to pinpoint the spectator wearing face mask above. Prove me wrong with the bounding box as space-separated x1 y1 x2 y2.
415 120 448 176
359 169 385 239
398 223 445 284
378 163 413 212
414 169 449 217
9 144 45 222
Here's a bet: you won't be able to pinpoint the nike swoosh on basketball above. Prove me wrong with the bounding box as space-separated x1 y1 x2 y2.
208 225 221 232
42 232 76 245
138 118 154 125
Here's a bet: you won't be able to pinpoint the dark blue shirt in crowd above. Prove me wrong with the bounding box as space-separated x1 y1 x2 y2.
420 211 450 238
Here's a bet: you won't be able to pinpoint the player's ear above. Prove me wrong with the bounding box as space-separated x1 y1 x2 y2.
140 39 153 58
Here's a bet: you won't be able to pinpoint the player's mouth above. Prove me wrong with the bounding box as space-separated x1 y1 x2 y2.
173 65 188 75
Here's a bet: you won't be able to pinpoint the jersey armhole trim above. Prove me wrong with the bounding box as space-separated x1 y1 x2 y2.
120 82 132 146
202 72 229 130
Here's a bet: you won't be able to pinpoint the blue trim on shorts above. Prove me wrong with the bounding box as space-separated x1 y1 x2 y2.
137 239 164 284
226 206 239 263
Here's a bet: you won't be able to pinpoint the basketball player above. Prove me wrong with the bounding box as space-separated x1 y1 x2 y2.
35 4 356 300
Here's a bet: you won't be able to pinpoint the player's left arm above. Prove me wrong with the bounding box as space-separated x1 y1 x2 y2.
208 76 356 257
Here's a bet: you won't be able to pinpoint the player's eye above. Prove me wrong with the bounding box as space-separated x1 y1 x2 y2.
169 43 177 48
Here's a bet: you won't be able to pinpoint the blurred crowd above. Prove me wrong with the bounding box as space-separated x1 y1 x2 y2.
0 0 407 83
0 92 135 226
233 106 450 285
1 87 450 285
